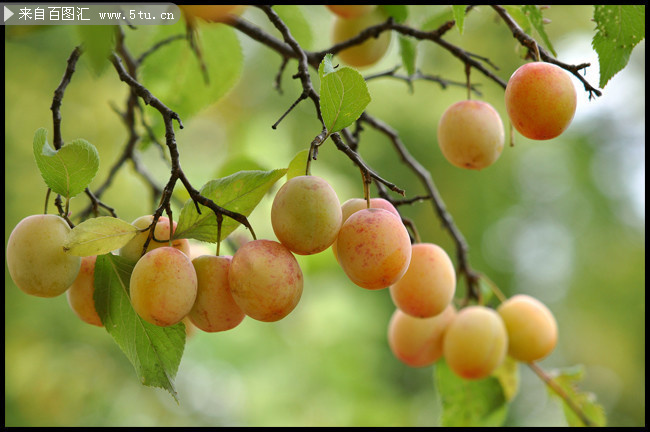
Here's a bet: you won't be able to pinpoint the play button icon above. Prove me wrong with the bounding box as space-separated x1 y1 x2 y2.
5 6 14 22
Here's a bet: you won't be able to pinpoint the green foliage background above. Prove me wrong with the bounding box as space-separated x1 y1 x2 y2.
4 5 645 427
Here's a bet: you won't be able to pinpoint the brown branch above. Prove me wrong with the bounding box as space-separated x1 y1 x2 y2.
77 30 167 220
136 33 185 65
251 6 405 196
47 46 84 227
360 113 481 301
84 188 117 218
109 51 257 242
256 5 322 129
51 45 83 151
364 66 484 96
491 5 602 99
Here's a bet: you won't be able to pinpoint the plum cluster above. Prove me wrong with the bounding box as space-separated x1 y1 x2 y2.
388 290 558 380
3 175 403 333
438 62 577 171
7 172 559 379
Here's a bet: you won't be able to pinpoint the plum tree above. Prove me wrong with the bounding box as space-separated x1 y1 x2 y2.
189 255 245 332
332 197 399 262
326 5 377 19
129 246 198 327
387 304 456 368
66 255 102 327
179 5 246 23
336 208 411 290
437 100 505 170
228 239 303 322
389 243 456 318
6 214 81 298
504 62 577 140
497 294 558 362
331 8 391 68
271 175 342 255
443 305 508 380
119 215 191 263
7 4 632 424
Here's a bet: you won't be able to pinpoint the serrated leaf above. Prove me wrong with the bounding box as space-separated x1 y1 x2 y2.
32 128 100 199
175 169 287 242
64 217 139 256
76 25 116 76
522 5 556 57
381 5 408 23
592 5 645 89
139 20 243 134
452 5 466 35
93 254 185 401
434 359 508 427
547 365 607 427
320 65 371 134
398 35 417 77
286 149 310 180
275 5 313 50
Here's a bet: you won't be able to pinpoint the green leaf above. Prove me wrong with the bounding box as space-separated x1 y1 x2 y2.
546 365 607 427
175 169 288 242
420 8 453 32
522 5 556 57
319 60 371 134
381 5 408 23
318 53 336 83
140 20 243 132
452 5 466 35
491 357 520 402
286 149 310 180
76 25 116 76
275 5 313 50
93 254 185 401
503 6 531 34
32 128 100 199
216 154 267 179
63 217 139 256
592 5 645 89
434 359 508 427
398 35 417 77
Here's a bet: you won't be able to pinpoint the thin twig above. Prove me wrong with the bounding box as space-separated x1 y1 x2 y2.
51 45 83 150
110 52 258 240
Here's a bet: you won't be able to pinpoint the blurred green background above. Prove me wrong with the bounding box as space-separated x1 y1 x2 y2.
4 5 645 427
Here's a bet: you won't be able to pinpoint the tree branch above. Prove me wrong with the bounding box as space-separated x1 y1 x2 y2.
491 5 602 99
360 113 481 300
109 51 257 245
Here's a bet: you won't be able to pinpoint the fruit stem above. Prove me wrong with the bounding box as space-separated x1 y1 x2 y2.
528 362 597 427
44 189 51 215
360 167 371 208
216 212 223 256
478 273 507 304
465 62 472 100
532 42 541 62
